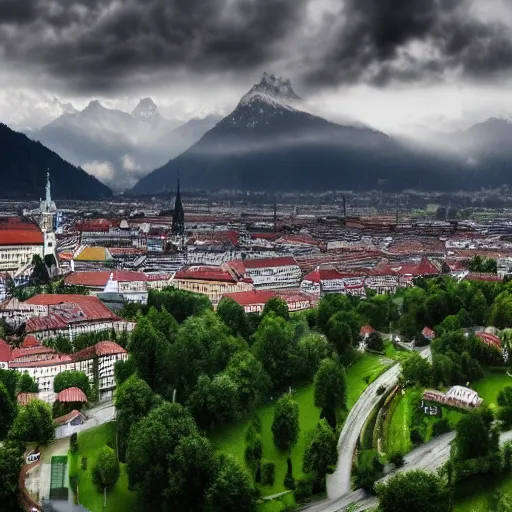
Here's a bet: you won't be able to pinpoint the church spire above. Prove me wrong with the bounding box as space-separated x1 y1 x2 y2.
45 170 52 206
172 171 184 240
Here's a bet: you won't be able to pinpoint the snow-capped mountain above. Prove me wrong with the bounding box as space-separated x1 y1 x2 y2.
132 73 469 195
29 99 216 191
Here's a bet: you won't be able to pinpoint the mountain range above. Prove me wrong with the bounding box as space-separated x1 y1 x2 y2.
28 99 221 191
131 73 472 195
0 123 112 199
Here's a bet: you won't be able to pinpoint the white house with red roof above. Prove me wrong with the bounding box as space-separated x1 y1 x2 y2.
475 331 503 352
22 294 135 341
229 257 302 290
65 270 149 303
300 268 366 297
0 217 44 274
222 289 314 314
0 338 11 370
171 264 253 306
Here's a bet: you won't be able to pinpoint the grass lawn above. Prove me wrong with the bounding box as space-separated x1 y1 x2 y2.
454 474 512 511
211 353 389 507
384 390 413 455
68 422 137 512
473 370 512 409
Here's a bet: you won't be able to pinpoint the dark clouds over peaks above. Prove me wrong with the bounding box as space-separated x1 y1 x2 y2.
0 0 511 93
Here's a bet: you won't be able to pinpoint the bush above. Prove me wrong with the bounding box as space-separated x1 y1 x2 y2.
70 433 79 453
410 427 424 445
260 461 276 486
389 452 404 468
497 407 512 429
432 418 451 437
81 457 87 470
69 475 78 494
284 457 295 490
294 476 313 502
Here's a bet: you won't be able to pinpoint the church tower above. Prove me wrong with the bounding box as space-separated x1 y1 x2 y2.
171 174 185 248
39 172 58 262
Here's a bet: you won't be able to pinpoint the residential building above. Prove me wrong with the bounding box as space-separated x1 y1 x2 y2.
222 289 314 314
0 218 44 274
229 257 301 289
171 264 253 306
423 386 483 410
300 268 366 297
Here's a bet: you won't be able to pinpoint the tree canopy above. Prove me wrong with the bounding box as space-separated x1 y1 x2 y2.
9 399 55 445
271 394 300 452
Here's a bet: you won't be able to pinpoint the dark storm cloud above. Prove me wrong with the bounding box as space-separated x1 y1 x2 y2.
0 0 512 93
304 0 512 87
0 0 307 93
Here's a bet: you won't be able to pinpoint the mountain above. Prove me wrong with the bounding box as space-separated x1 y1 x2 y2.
131 73 469 195
29 99 216 191
0 123 112 199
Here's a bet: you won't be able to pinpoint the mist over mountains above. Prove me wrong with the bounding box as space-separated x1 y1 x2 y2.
3 72 512 197
27 99 221 191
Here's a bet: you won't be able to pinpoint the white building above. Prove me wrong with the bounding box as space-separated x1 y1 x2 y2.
300 268 366 297
229 257 301 290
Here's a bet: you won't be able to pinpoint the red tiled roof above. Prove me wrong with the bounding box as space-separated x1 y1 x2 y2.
65 270 147 287
57 387 87 403
9 354 72 368
360 325 375 336
11 345 56 361
75 219 117 232
422 327 436 338
21 335 40 349
243 257 298 269
476 332 502 351
277 234 320 246
54 409 85 426
174 266 238 283
465 273 502 283
72 341 126 362
17 393 38 406
226 260 246 276
223 290 276 306
303 268 362 283
145 273 171 281
26 315 67 333
0 338 12 362
25 295 121 322
0 218 43 246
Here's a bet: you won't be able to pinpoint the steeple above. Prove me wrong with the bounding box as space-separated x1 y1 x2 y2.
172 171 185 240
45 171 52 206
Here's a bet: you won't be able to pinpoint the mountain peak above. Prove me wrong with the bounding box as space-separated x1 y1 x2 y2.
86 99 103 109
239 72 303 109
132 97 160 120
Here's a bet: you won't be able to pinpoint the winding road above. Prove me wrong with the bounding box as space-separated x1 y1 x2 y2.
327 347 432 499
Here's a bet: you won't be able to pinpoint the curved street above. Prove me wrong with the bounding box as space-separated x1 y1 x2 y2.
326 346 431 499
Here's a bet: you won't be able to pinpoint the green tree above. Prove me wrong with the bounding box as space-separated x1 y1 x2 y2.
0 382 17 439
366 331 384 352
204 454 257 512
454 413 490 461
314 358 347 417
262 298 290 321
30 254 50 285
297 333 332 379
53 370 91 399
316 294 352 331
469 290 488 326
302 419 338 477
147 287 212 323
17 372 39 393
401 352 432 387
126 402 198 505
252 314 300 390
217 297 249 338
187 373 240 430
145 306 178 341
114 357 136 386
92 446 120 489
498 386 512 407
115 375 159 461
271 394 300 452
325 319 353 358
225 351 270 414
9 399 55 445
0 369 19 400
129 316 171 395
0 442 24 510
376 470 452 512
167 434 218 511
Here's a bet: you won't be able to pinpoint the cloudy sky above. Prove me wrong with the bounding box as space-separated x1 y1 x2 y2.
1 0 512 135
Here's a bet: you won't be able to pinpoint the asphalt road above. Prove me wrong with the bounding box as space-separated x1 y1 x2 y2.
327 347 432 499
